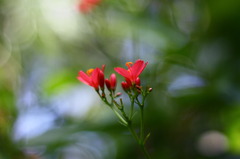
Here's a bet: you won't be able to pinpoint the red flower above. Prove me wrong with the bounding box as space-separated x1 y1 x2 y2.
77 65 105 90
77 0 101 13
114 59 148 85
105 73 117 91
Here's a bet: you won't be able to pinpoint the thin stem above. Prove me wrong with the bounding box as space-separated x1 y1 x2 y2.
98 90 128 125
130 97 135 119
111 107 128 126
120 108 129 122
136 96 145 144
128 122 151 159
137 96 151 159
109 92 128 125
140 107 144 143
127 123 139 143
140 144 151 159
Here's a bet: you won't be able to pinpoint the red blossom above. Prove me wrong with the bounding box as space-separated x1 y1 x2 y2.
77 65 105 90
105 73 117 91
114 59 148 85
77 0 101 13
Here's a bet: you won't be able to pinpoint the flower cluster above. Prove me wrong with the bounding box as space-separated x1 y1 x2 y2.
77 59 149 96
77 59 152 158
77 59 152 124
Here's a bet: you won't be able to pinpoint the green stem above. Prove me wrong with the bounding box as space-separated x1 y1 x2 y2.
140 144 151 159
130 97 135 119
137 96 151 159
140 107 151 159
120 108 129 122
98 91 128 125
127 122 151 159
140 107 144 143
111 107 128 126
127 123 139 143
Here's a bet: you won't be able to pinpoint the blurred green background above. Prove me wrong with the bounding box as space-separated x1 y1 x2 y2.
1 0 240 158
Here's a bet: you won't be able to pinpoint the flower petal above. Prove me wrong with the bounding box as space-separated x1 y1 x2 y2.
98 69 105 89
77 71 92 86
131 59 148 78
91 68 100 88
114 67 130 79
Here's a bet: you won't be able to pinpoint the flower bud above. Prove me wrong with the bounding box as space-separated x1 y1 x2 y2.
135 77 141 86
110 73 117 91
115 92 122 97
105 79 111 91
148 87 153 92
121 81 131 92
136 85 142 93
105 73 117 91
101 64 106 72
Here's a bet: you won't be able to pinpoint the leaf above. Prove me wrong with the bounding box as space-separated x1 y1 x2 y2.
143 132 151 145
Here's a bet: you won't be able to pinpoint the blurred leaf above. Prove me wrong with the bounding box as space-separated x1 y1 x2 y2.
42 70 76 96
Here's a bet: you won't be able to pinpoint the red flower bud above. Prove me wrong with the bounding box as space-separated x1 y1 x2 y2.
135 77 141 86
121 81 131 92
115 92 122 97
105 79 111 90
148 87 153 92
110 74 117 90
105 73 117 91
101 64 105 72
